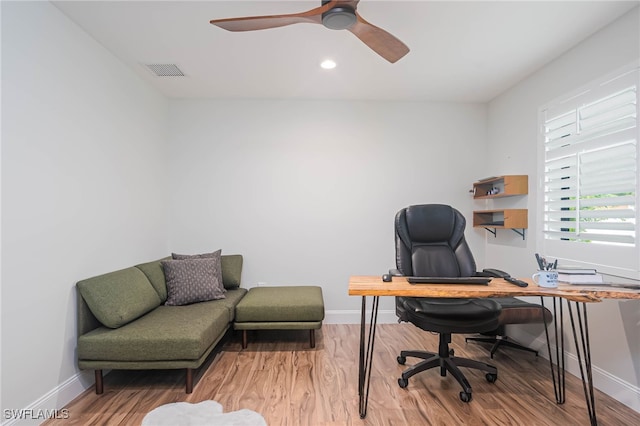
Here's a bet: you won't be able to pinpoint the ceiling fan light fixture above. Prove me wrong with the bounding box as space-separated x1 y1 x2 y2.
322 7 356 30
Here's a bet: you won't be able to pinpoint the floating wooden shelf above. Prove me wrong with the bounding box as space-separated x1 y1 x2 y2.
473 209 528 239
473 175 528 199
472 175 529 240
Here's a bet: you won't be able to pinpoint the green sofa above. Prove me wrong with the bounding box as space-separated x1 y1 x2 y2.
76 254 246 394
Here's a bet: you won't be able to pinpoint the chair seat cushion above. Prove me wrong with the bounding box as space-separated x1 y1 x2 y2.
402 297 501 334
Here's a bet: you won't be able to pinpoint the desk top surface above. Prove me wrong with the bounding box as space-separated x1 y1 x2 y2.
348 276 640 303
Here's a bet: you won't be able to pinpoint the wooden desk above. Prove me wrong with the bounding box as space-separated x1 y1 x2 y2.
348 275 640 425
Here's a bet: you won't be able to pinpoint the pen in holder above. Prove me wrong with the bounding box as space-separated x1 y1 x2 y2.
532 254 558 287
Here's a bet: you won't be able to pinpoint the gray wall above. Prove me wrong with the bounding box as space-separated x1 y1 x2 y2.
1 2 169 419
167 100 488 321
486 7 640 411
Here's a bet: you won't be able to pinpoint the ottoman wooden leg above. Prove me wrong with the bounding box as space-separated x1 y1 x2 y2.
310 329 316 348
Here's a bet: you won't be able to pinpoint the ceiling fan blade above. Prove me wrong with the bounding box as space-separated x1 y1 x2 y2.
348 14 410 63
210 2 336 32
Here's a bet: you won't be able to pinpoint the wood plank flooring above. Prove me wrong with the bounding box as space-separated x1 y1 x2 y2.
44 324 639 425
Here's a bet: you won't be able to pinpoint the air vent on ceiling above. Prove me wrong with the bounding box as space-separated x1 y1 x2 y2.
145 63 185 77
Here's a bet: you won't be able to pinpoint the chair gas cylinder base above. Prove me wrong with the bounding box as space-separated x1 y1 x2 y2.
396 297 500 402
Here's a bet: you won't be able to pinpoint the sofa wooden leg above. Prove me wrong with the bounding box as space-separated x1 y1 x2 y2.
186 368 193 394
95 370 104 394
242 330 248 349
310 329 316 348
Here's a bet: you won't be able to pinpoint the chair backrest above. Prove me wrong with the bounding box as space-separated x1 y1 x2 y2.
395 204 476 277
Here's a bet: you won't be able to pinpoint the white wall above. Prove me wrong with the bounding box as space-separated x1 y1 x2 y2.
167 100 488 320
1 2 169 421
486 7 640 411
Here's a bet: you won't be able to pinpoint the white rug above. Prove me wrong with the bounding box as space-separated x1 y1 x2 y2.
141 400 267 426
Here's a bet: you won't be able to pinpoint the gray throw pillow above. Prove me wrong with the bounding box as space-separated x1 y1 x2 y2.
172 250 225 293
162 257 225 306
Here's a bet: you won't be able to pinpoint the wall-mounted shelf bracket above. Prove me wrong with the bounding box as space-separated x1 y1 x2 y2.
482 227 526 240
512 228 526 240
483 227 497 237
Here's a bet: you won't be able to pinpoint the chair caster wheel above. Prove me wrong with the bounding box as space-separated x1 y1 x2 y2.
460 391 472 402
398 378 408 388
449 349 455 356
397 356 406 365
486 373 498 383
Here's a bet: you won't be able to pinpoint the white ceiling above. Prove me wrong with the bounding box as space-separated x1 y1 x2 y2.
52 1 639 102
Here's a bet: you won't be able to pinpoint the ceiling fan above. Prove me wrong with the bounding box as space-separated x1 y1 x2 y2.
210 0 409 63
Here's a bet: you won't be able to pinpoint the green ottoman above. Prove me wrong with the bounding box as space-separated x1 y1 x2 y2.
234 286 325 348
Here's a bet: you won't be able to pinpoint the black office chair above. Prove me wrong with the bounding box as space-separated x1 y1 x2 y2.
393 204 501 402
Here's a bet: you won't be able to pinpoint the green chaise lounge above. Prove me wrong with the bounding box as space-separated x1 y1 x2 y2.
76 254 245 394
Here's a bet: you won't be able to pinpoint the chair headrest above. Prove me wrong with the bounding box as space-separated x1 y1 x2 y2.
405 204 458 243
395 204 475 277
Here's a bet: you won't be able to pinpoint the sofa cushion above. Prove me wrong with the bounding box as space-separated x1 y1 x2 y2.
77 267 161 329
221 255 243 289
77 303 230 361
135 257 170 303
205 288 248 322
162 257 225 306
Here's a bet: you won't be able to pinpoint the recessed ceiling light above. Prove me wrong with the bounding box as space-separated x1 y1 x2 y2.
320 59 337 70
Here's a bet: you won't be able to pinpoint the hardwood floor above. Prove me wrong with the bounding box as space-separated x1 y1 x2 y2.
45 324 639 425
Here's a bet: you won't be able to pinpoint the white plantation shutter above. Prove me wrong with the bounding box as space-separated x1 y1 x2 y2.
539 64 639 278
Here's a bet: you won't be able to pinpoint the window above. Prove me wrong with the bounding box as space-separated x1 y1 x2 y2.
538 63 639 279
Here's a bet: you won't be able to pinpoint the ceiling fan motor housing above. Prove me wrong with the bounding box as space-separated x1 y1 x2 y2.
322 6 357 30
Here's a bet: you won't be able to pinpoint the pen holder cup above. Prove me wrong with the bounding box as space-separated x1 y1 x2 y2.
532 270 558 288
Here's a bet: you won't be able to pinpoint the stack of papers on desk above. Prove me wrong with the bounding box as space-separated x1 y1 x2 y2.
559 274 604 284
557 267 604 284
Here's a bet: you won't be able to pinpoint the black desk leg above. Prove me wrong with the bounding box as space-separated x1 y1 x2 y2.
542 297 597 426
358 295 379 419
567 301 597 426
542 296 565 404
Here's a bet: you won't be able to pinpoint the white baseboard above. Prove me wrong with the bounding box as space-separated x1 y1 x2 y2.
4 315 637 424
513 331 640 413
1 371 92 426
